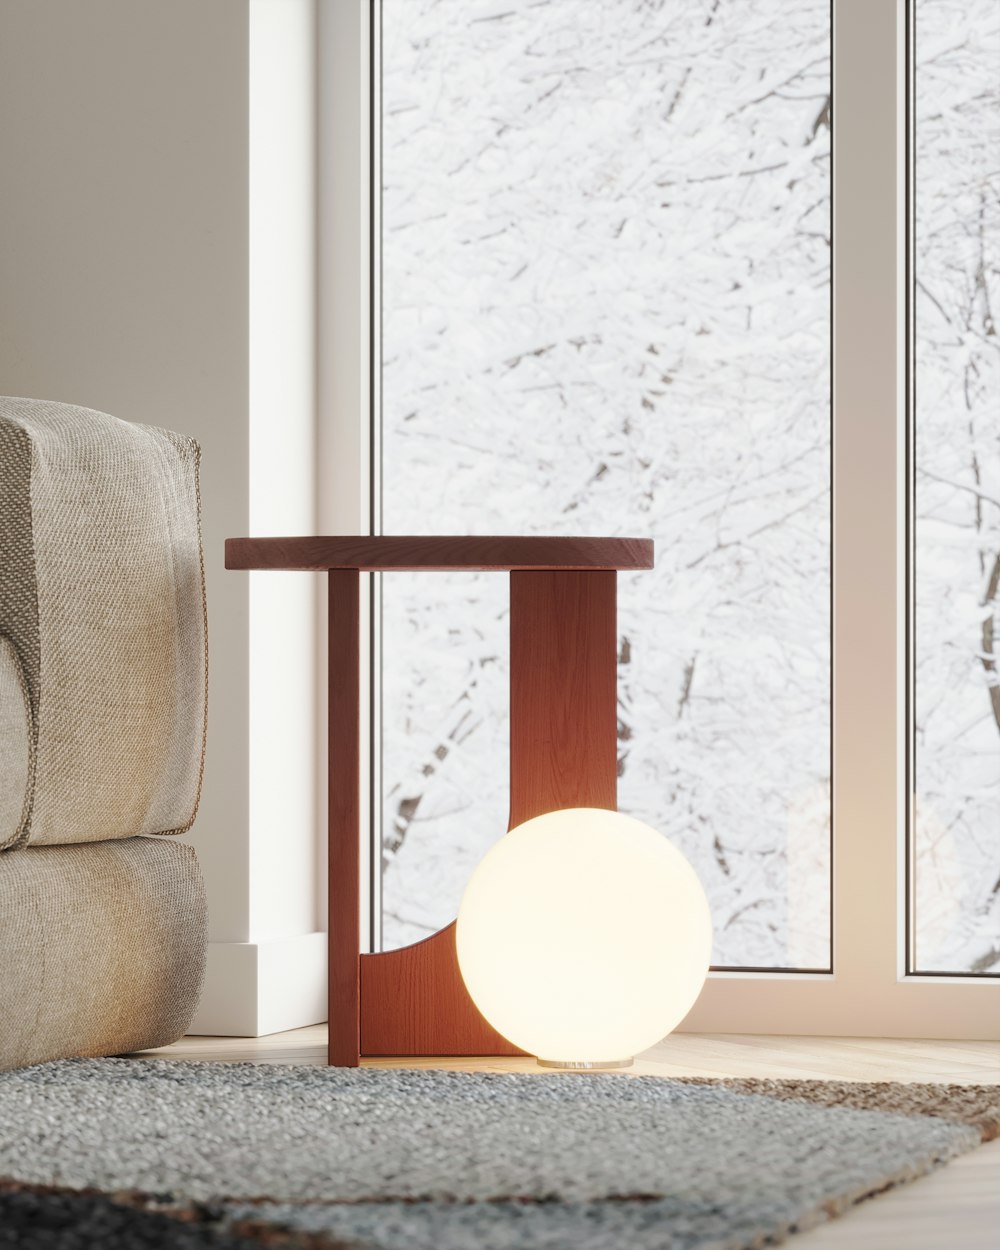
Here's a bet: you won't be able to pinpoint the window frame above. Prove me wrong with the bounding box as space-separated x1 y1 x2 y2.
318 0 1000 1039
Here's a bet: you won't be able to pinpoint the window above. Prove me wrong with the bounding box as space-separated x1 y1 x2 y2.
379 0 832 971
911 0 1000 977
319 0 999 1037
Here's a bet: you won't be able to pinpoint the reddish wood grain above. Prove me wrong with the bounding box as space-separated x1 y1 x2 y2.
226 534 652 573
327 570 361 1067
360 924 519 1057
509 570 618 824
358 570 619 1056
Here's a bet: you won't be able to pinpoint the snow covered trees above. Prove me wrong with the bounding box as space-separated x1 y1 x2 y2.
380 0 831 966
378 0 998 975
913 0 999 973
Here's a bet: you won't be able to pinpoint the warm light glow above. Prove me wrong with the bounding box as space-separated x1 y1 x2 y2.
456 807 713 1065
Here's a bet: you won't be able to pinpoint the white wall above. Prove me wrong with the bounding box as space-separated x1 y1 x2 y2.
0 0 325 1035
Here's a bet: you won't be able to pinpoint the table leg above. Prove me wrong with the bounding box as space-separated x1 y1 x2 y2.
328 569 360 1066
509 569 618 824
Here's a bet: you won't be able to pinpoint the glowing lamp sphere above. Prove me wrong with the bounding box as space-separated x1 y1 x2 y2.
456 807 712 1067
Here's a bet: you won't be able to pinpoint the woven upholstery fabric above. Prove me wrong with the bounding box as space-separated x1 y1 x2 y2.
0 638 31 845
0 397 207 848
0 837 206 1071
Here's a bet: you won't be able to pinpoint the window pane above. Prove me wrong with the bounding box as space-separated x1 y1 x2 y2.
912 0 1000 975
380 0 831 968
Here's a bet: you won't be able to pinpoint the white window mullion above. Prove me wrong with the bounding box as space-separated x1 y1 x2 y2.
829 0 906 1006
317 0 378 953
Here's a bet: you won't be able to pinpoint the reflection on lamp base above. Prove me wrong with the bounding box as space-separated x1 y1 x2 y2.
537 1057 634 1070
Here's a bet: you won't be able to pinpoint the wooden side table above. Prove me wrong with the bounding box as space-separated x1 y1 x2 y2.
225 536 654 1065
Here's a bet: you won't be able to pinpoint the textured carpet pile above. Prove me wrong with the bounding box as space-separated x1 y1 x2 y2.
0 1059 996 1249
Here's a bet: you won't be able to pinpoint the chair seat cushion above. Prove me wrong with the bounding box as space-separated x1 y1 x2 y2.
0 837 206 1070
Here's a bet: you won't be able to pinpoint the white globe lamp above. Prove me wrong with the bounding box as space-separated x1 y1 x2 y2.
456 807 712 1068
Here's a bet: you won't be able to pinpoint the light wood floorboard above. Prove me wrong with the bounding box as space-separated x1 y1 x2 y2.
146 1029 1000 1250
151 1027 999 1081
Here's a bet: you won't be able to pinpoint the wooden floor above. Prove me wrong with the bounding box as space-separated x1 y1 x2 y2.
148 1029 1000 1250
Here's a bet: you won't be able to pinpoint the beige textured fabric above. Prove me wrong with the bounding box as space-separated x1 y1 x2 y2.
0 837 207 1071
0 397 207 848
0 638 31 845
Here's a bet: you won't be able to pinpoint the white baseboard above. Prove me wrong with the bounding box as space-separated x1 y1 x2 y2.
189 932 328 1037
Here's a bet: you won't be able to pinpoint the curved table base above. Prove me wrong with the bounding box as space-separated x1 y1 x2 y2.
361 923 522 1056
327 567 621 1063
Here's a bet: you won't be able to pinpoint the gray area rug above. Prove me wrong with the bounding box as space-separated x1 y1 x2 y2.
0 1059 996 1249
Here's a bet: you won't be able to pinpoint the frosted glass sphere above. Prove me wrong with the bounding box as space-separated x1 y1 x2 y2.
456 807 712 1065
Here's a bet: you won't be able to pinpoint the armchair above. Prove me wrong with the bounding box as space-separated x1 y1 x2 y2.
0 397 207 1069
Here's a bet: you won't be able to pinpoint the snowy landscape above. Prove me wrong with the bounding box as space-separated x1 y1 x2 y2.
378 0 997 975
913 0 999 973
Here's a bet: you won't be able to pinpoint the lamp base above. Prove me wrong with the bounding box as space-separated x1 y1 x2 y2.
536 1057 634 1070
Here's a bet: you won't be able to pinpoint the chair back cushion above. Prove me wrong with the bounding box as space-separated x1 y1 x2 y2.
0 397 207 848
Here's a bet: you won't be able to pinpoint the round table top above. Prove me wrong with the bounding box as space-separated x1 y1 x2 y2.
225 535 654 572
